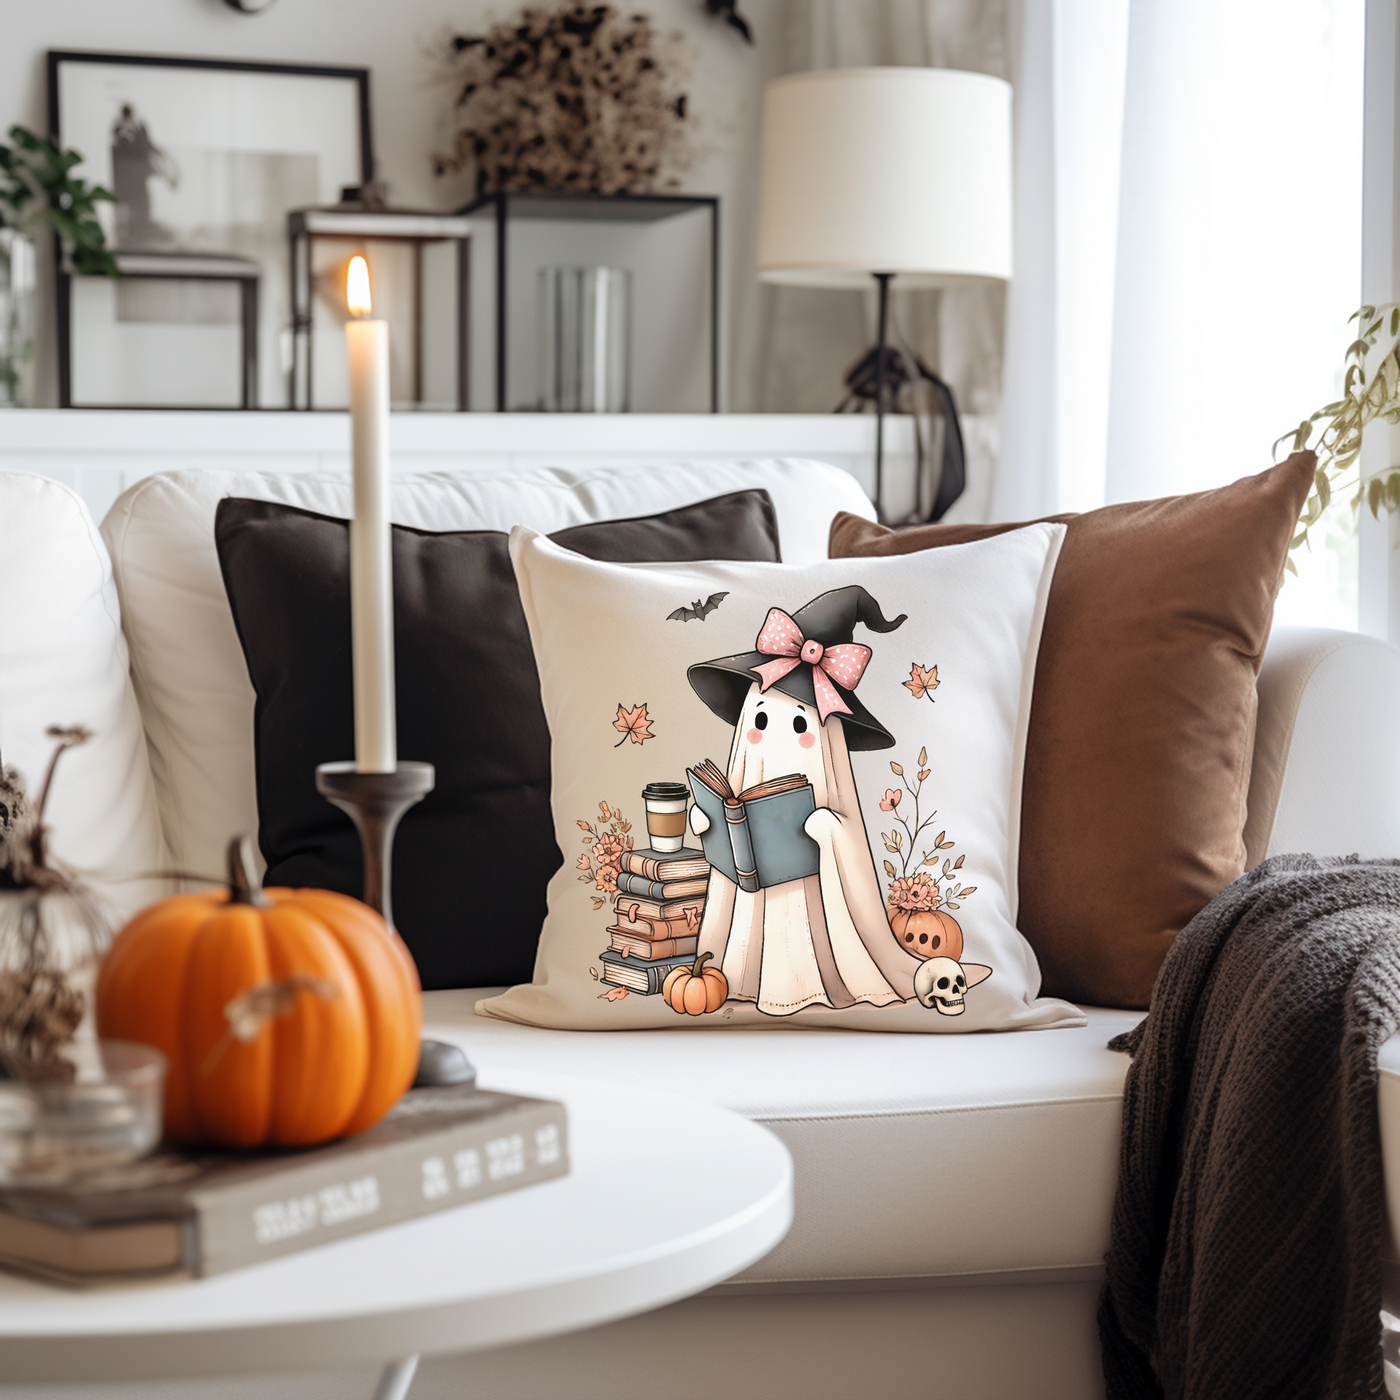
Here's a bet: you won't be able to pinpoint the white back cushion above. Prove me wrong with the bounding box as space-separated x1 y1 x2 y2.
0 472 166 915
1247 626 1400 864
100 459 871 879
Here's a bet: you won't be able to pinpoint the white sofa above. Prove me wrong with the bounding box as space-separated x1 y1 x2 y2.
4 458 1400 1400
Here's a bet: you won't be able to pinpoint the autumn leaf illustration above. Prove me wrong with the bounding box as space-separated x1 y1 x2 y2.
599 985 630 1001
904 663 940 701
613 702 654 747
683 906 702 931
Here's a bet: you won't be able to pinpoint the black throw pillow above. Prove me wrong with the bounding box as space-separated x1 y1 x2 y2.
214 490 781 990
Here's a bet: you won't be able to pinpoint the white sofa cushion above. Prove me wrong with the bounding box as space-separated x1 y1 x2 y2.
1246 625 1400 865
99 460 871 879
0 472 166 915
434 990 1137 1284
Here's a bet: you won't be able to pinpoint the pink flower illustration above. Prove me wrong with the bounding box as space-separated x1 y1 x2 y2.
887 872 942 913
575 798 645 928
879 788 902 811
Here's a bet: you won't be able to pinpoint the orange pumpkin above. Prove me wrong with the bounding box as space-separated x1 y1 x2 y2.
662 950 728 1016
890 908 963 962
95 837 421 1148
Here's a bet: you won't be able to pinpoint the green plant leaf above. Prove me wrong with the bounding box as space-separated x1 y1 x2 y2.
0 125 115 273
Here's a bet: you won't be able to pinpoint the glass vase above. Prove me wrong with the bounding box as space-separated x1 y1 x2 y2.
0 229 37 408
538 265 631 412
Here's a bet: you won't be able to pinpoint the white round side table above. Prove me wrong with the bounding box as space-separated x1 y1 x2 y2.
0 1071 793 1397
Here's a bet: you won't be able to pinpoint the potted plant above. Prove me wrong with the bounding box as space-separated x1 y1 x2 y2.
0 125 117 407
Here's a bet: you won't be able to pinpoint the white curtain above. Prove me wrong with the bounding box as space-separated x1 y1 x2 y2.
997 0 1364 613
732 0 1361 620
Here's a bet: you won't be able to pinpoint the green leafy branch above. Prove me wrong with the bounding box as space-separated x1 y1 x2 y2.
0 125 118 277
1278 302 1400 567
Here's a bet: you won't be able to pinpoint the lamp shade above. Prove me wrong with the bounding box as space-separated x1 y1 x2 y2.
756 67 1013 289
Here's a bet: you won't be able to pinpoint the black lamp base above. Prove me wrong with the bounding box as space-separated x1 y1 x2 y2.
842 272 967 527
315 759 475 1089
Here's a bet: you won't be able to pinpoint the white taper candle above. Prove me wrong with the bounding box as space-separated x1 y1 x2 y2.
345 255 396 774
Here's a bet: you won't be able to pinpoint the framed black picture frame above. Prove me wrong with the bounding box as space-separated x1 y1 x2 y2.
48 50 372 409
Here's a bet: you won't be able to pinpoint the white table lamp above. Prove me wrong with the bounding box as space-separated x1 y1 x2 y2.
756 67 1013 519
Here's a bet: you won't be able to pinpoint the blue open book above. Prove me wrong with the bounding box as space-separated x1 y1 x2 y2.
686 760 820 895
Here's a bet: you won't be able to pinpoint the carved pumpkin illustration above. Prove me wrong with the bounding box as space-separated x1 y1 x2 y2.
663 950 728 1015
95 837 421 1148
889 908 963 962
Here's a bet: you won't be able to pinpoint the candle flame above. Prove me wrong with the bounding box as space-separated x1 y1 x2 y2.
346 256 372 316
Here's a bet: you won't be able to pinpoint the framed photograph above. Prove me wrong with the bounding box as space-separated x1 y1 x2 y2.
49 51 371 409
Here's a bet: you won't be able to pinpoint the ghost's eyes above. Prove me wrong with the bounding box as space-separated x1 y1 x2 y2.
792 715 808 734
754 711 769 731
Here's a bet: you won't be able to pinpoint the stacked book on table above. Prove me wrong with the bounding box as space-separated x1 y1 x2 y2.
0 1083 568 1286
600 847 708 995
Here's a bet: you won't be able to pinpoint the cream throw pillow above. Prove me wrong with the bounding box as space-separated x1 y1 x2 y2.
478 523 1083 1033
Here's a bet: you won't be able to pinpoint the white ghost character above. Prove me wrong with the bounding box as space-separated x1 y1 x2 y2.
687 587 924 1017
913 957 993 1015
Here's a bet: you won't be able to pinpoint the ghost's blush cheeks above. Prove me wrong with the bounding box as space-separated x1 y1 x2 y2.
798 731 816 749
747 728 763 744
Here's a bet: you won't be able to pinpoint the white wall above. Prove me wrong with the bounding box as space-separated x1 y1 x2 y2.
0 0 775 409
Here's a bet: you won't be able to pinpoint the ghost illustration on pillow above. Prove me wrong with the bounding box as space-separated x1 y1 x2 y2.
686 586 928 1016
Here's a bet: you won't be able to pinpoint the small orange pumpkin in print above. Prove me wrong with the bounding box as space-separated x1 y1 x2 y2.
890 908 964 962
96 837 421 1149
663 950 728 1015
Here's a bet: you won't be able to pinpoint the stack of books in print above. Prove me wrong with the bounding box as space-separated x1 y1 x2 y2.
600 847 709 995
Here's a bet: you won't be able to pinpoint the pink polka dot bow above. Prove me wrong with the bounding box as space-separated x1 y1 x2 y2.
749 608 873 725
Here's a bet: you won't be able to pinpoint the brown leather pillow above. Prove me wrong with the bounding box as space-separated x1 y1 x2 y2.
828 453 1316 1008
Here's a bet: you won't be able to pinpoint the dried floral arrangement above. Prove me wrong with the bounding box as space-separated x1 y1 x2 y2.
0 727 113 1082
433 4 692 197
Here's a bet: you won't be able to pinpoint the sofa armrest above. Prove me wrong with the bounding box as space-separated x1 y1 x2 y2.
1245 626 1400 866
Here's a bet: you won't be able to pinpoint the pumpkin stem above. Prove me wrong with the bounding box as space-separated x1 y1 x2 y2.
226 835 271 908
691 950 713 977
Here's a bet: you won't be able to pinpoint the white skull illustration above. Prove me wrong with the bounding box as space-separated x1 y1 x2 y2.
913 957 992 1015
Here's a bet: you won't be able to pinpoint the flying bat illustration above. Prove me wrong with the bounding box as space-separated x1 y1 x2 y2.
667 592 729 623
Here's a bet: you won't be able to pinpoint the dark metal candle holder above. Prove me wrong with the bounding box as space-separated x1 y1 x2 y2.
315 759 474 1088
315 760 435 932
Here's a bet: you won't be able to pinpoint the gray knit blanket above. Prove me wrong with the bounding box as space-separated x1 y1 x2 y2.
1099 854 1400 1400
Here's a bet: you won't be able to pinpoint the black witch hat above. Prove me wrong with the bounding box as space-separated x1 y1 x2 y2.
687 586 906 751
